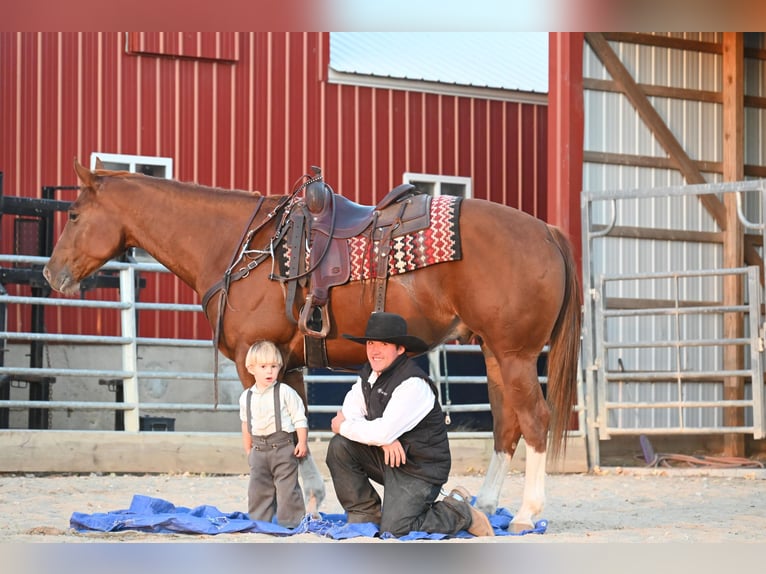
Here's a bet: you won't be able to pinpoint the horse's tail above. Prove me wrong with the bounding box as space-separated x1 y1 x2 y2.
545 225 582 461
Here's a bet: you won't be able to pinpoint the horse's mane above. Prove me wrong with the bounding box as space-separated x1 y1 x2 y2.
94 169 273 201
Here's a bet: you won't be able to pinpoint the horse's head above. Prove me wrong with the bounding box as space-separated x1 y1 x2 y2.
43 159 128 295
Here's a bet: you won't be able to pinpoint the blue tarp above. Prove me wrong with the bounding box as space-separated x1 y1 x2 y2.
70 494 547 540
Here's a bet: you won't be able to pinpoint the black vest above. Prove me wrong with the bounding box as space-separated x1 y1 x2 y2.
360 355 451 485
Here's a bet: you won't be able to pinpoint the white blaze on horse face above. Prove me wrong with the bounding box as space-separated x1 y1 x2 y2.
512 446 546 528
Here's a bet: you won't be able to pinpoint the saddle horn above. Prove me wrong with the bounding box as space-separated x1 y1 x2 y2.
305 166 331 214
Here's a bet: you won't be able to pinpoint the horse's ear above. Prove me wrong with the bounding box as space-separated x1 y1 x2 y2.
94 157 105 170
73 158 96 188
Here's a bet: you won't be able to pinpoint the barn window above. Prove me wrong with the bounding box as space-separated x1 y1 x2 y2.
90 153 173 179
90 152 173 263
403 173 472 199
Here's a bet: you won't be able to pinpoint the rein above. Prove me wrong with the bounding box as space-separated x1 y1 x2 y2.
202 195 265 407
201 171 320 406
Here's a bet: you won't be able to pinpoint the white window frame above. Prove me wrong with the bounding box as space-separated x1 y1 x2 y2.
402 172 472 199
89 152 173 178
89 152 174 264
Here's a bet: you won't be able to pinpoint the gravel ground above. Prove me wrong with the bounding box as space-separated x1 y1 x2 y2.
2 466 765 543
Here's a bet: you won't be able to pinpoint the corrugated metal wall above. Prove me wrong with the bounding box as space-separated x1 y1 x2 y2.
0 32 548 340
582 32 766 430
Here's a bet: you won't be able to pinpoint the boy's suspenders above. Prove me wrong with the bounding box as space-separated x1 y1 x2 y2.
246 382 282 436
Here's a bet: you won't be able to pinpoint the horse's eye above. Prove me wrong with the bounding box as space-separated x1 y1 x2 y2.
68 211 79 222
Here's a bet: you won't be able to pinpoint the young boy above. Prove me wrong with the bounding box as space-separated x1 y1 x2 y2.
239 340 309 528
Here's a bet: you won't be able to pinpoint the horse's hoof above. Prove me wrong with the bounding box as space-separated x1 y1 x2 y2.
509 520 534 534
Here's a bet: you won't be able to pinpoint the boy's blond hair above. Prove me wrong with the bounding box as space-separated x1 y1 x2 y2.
245 341 284 369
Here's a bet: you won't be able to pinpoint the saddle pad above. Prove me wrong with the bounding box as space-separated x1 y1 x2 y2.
349 195 462 280
277 195 462 282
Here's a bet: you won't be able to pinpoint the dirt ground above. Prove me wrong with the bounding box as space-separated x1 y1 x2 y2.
1 466 765 544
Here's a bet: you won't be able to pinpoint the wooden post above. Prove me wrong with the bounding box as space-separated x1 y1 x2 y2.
547 33 584 274
722 32 745 457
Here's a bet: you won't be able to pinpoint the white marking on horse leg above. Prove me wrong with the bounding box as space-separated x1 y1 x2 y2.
511 446 546 529
475 451 511 514
299 453 326 516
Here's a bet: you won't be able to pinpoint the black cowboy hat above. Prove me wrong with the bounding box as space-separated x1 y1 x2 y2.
343 312 429 354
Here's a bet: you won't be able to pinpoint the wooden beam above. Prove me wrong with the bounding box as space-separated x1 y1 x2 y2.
601 32 766 62
746 95 766 109
585 77 766 109
722 32 745 457
547 33 584 269
602 33 722 55
584 77 722 104
584 150 722 173
584 33 729 231
585 150 766 177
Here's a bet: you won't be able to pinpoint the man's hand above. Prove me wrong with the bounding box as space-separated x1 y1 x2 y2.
330 410 346 434
381 440 406 467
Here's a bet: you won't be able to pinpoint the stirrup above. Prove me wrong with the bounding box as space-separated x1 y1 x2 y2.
298 295 330 338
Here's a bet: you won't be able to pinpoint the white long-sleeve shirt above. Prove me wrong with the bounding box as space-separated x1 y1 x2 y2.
238 382 308 435
338 370 435 445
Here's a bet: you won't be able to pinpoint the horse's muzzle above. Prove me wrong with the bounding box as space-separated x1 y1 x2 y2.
43 265 79 295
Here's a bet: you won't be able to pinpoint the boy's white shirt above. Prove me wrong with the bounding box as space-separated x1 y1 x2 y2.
238 382 308 435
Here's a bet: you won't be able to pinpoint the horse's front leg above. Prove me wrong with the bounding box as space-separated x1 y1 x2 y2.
474 347 522 515
282 369 326 517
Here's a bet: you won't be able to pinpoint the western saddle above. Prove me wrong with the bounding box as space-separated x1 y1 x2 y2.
281 168 431 366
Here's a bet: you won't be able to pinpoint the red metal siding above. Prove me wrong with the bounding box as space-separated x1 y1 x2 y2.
127 32 240 63
1 32 548 340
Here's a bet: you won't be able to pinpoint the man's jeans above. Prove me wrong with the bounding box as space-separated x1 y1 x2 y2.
326 434 472 536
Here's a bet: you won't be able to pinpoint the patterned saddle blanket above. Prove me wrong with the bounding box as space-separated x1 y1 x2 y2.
278 194 462 286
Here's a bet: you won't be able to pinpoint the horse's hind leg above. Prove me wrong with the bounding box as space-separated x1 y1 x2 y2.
505 357 550 531
478 346 549 531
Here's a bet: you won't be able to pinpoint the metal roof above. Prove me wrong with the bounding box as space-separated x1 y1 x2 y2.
330 32 548 94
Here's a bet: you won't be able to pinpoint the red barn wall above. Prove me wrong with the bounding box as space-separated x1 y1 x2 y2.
0 32 548 340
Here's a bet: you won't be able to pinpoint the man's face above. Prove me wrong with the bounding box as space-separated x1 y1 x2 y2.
366 340 405 374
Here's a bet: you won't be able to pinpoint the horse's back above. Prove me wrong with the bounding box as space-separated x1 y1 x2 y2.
234 195 570 363
459 198 556 250
447 198 565 290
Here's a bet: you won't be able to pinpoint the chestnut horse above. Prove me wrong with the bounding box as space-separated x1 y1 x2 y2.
43 160 581 531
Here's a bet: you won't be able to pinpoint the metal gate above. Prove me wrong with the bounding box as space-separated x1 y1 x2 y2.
0 254 503 437
581 180 766 467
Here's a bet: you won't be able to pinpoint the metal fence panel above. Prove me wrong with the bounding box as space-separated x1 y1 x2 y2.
582 180 766 467
1 254 579 441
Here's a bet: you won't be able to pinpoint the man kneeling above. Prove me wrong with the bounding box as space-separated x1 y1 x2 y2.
326 312 494 537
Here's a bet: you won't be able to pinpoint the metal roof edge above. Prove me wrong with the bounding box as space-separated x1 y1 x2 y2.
327 67 548 105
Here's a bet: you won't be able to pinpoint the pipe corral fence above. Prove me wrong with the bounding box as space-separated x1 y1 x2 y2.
7 178 765 474
0 253 587 474
581 179 766 467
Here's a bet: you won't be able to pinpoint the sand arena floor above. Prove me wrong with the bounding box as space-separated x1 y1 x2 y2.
1 466 765 543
